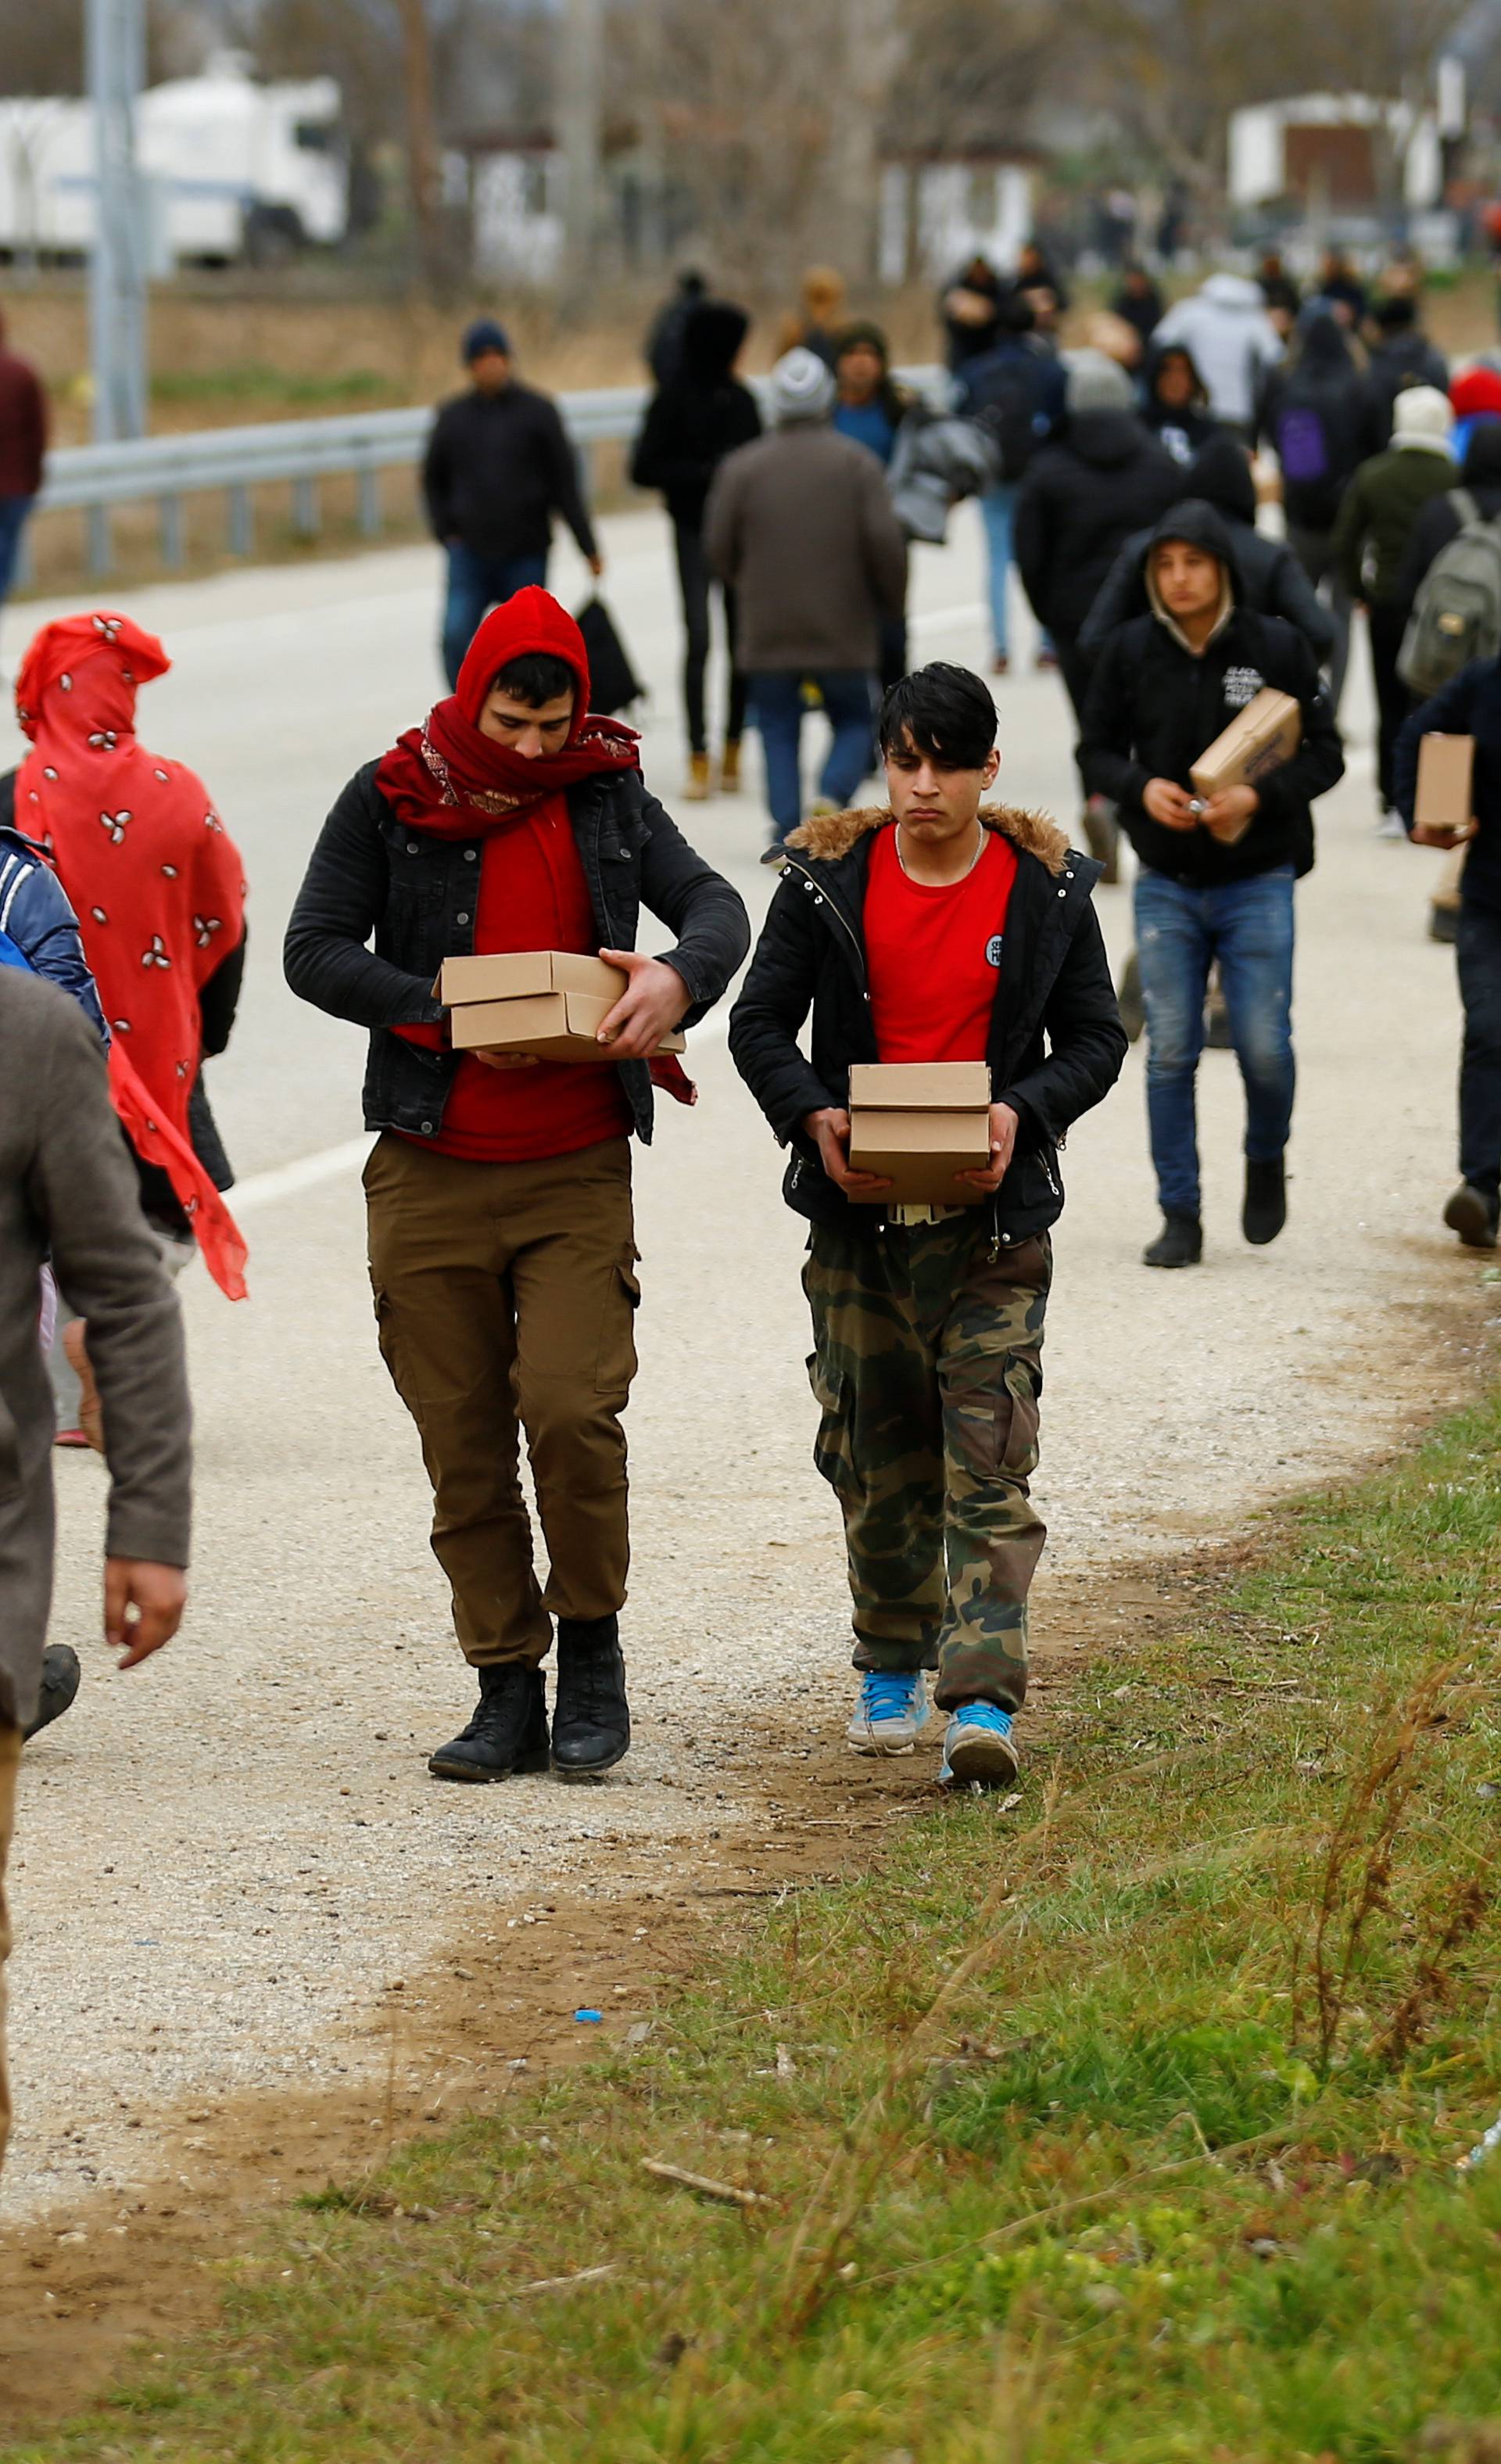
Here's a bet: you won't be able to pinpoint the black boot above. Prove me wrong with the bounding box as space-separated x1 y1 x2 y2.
552 1615 631 1777
1143 1211 1202 1269
1443 1183 1500 1249
1243 1156 1288 1246
23 1645 80 1742
428 1662 550 1783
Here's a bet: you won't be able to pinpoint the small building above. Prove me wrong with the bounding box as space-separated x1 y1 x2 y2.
1228 92 1445 217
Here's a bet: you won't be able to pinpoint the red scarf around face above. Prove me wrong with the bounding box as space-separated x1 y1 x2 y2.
377 587 640 836
14 612 249 1300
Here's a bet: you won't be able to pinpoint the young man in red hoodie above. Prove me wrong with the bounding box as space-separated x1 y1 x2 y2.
285 592 748 1782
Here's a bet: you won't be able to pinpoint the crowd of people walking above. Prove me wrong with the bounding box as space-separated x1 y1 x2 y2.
4 236 1501 2183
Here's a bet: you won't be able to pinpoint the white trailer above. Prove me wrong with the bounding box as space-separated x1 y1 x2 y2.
0 55 348 267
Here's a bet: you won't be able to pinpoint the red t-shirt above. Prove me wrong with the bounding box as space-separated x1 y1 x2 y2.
864 823 1017 1063
398 794 631 1163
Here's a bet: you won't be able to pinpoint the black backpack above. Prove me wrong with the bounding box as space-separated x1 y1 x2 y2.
575 597 645 715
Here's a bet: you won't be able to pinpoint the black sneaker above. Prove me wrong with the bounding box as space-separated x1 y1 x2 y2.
1143 1212 1202 1269
1443 1183 1500 1249
1243 1156 1288 1246
23 1644 80 1742
428 1662 550 1783
553 1615 631 1778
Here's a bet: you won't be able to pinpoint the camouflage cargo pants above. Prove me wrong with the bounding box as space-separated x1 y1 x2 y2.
803 1221 1050 1714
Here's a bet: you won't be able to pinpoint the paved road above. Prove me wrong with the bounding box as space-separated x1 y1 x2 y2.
0 500 1485 2221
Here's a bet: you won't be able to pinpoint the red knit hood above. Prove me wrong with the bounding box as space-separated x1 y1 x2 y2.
453 585 593 737
378 586 639 834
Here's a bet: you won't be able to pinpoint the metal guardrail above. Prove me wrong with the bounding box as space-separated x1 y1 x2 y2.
30 367 946 579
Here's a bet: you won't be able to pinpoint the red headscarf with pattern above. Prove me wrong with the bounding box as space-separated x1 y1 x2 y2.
15 612 249 1299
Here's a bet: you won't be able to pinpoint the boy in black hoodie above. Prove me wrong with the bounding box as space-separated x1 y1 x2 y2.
1081 502 1344 1267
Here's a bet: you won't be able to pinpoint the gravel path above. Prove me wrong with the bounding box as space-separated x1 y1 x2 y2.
0 505 1489 2226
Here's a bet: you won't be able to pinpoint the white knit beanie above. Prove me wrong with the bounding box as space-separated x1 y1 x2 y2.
768 346 836 425
1393 385 1453 449
1065 348 1137 417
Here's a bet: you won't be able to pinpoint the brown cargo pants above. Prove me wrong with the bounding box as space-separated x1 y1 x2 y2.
364 1132 639 1666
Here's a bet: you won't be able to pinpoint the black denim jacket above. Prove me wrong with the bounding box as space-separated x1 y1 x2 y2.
283 761 750 1142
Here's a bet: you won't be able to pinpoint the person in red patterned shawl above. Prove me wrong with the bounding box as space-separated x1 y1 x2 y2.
8 612 247 1438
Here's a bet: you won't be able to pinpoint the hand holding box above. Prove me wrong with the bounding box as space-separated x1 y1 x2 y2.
1189 688 1302 842
1413 733 1477 848
436 951 687 1063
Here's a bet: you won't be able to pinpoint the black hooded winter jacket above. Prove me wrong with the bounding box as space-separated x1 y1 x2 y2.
1080 434 1334 662
1256 310 1379 531
727 805 1127 1246
1079 500 1345 887
630 303 762 529
1014 408 1182 637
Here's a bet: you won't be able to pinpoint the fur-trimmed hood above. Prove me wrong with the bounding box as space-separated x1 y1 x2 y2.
783 802 1073 877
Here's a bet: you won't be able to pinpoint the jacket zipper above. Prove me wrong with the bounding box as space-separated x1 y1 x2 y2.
778 854 870 998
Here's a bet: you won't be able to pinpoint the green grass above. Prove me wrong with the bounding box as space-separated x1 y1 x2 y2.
148 363 396 411
10 1395 1501 2462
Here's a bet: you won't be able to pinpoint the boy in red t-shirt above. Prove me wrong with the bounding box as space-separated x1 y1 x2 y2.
730 665 1126 1786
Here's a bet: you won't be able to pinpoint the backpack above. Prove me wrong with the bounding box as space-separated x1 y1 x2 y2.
1275 403 1331 486
1399 490 1501 696
961 348 1048 482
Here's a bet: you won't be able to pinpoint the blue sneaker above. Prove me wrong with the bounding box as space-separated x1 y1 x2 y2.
939 1702 1019 1789
845 1670 933 1756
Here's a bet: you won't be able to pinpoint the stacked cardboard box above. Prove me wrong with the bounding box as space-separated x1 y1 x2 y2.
847 1062 992 1206
435 952 687 1063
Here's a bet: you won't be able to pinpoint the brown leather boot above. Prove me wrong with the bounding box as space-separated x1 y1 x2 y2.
718 739 742 794
683 751 711 801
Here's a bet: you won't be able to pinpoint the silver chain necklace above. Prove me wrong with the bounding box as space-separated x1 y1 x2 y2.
894 821 987 884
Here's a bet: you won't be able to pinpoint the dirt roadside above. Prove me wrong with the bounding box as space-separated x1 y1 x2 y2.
0 1558 1191 2434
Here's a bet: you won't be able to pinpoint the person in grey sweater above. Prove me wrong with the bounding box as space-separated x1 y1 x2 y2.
705 346 908 855
0 966 192 2170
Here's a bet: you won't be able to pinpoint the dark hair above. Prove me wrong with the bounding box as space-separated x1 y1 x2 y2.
833 318 890 368
999 289 1037 335
1375 294 1417 332
878 662 996 769
489 651 576 708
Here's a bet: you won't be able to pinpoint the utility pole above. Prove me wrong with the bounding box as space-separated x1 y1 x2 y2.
395 0 446 295
559 0 604 299
87 0 149 442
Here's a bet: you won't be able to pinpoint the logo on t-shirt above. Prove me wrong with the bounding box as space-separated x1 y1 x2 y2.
985 933 1004 967
1223 665 1264 712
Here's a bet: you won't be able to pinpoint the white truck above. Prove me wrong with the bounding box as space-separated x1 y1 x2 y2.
0 54 348 267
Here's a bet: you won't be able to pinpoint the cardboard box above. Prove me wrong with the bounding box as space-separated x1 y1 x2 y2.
435 950 686 1063
1414 733 1476 843
1189 687 1302 836
846 1061 992 1207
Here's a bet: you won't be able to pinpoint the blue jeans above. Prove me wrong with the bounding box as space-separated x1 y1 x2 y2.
1134 865 1296 1216
750 669 876 841
978 484 1018 658
0 494 33 614
442 543 549 689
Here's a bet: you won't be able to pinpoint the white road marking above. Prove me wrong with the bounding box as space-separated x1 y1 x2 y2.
231 1013 734 1210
